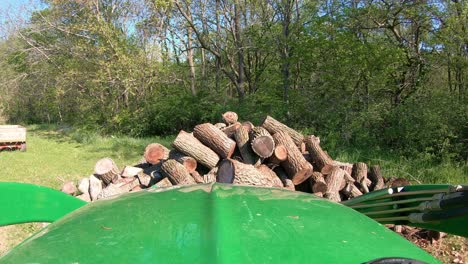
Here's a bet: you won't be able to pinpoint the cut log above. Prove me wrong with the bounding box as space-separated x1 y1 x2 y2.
250 127 275 158
302 152 312 163
295 179 312 193
325 167 345 202
89 175 103 201
241 121 254 132
273 166 295 190
217 159 236 183
97 178 140 200
204 167 218 183
172 130 220 169
121 166 144 178
77 193 91 202
77 178 90 195
313 192 323 198
341 182 363 199
266 145 288 165
272 131 313 185
388 178 411 187
137 173 153 187
256 164 283 188
144 143 170 165
190 171 205 184
155 177 173 188
283 179 295 191
261 115 304 147
369 165 385 191
161 159 196 185
230 159 282 187
234 125 259 165
60 181 76 195
169 150 198 173
142 164 164 183
94 157 120 185
304 135 335 174
194 123 236 159
222 111 238 124
309 172 327 193
221 122 241 138
214 123 227 129
352 162 369 193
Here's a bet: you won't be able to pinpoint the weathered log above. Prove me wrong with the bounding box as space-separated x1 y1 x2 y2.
222 111 238 124
313 192 323 198
304 135 335 174
325 167 345 202
194 123 236 159
144 143 170 165
172 130 220 169
272 131 313 185
261 115 304 147
155 177 173 188
256 164 283 188
341 182 363 199
161 159 196 185
169 150 198 173
77 193 91 202
137 173 153 187
97 178 140 200
221 122 242 138
369 165 385 191
309 172 327 193
204 167 218 183
234 125 259 165
89 175 103 201
94 157 120 185
241 121 254 132
214 123 227 129
60 181 76 195
352 162 369 193
229 159 282 187
217 159 235 183
302 152 312 163
77 177 90 195
266 145 288 165
190 171 205 184
250 127 275 158
273 167 294 190
121 166 144 178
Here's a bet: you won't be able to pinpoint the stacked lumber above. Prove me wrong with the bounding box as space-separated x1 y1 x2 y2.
63 113 406 203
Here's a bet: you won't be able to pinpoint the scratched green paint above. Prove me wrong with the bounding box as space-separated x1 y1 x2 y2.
0 183 439 263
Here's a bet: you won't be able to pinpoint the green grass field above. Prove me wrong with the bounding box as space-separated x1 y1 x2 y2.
0 125 466 260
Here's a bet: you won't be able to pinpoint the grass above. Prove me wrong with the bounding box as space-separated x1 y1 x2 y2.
0 125 466 261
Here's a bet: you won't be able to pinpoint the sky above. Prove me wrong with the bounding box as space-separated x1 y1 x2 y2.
0 0 45 38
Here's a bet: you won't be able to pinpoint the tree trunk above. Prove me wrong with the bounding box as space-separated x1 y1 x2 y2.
272 131 313 185
324 167 345 202
234 125 259 165
261 115 304 147
194 123 236 159
250 127 275 158
94 157 120 185
169 150 198 173
172 130 220 169
144 143 170 165
256 164 283 188
369 165 385 191
309 171 327 193
161 159 196 185
352 162 369 193
190 171 205 184
226 159 283 187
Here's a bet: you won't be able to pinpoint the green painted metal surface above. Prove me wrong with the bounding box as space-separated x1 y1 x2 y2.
1 183 438 263
0 182 87 226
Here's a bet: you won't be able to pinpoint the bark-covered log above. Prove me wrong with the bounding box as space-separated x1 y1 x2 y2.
172 130 220 169
204 167 218 183
352 162 370 193
229 159 282 187
273 167 295 190
266 145 288 165
234 125 260 165
222 111 238 124
161 159 196 185
250 127 275 158
313 192 323 198
169 150 198 173
304 135 335 174
214 123 227 129
221 122 241 138
241 121 254 132
137 173 153 187
144 143 170 165
121 166 144 178
78 178 90 195
155 177 173 188
190 171 205 184
325 167 345 202
261 115 304 147
217 159 235 183
341 182 363 199
94 157 120 185
89 175 103 201
369 165 385 191
194 123 236 159
272 131 313 185
77 193 91 202
256 164 283 188
309 172 327 193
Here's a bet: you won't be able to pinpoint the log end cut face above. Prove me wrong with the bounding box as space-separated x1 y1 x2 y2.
251 136 275 158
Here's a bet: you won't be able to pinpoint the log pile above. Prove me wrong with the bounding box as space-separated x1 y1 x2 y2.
63 113 407 203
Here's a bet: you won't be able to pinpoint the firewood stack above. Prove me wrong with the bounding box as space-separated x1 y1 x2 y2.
64 113 405 203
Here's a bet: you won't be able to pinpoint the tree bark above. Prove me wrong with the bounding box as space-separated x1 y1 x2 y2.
261 115 304 147
194 123 237 159
256 164 284 188
144 143 170 165
234 125 259 165
304 135 335 174
155 177 173 188
309 172 327 193
324 167 345 202
172 130 220 169
352 162 369 193
369 165 385 191
266 145 288 165
272 131 313 185
222 111 238 124
250 127 275 158
161 159 196 185
227 159 283 187
169 150 198 173
222 122 242 138
94 157 120 185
